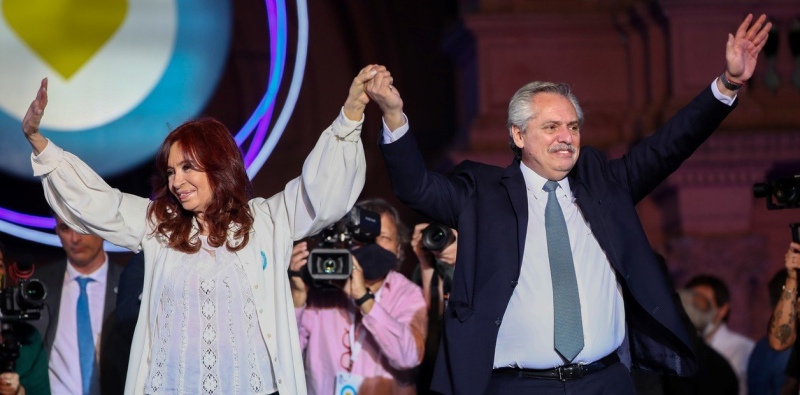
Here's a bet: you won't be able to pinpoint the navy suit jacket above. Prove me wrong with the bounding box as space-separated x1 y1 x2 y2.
380 86 735 395
31 259 122 395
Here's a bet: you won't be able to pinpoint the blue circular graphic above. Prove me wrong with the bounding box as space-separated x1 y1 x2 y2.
0 0 309 249
0 0 231 178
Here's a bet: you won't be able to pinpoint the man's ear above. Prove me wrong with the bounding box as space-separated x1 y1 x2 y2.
716 304 731 323
511 125 524 149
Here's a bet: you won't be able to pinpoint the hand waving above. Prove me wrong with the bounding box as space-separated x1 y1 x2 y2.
22 78 49 154
726 14 771 84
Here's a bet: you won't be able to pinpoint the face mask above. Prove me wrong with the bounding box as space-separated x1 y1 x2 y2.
350 243 398 281
701 317 719 337
678 289 717 334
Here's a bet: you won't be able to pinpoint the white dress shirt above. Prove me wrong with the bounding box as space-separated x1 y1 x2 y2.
707 323 755 395
493 166 625 368
49 257 108 395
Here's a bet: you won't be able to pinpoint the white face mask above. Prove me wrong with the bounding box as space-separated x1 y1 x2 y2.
701 320 722 337
678 289 718 334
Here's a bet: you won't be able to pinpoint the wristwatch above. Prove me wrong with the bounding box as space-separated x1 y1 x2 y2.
354 287 375 306
720 72 742 91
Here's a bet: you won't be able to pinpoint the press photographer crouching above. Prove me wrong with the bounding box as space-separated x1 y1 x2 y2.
0 240 50 395
289 198 427 395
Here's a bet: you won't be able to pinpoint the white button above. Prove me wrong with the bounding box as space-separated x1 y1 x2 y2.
255 284 259 289
278 379 283 384
259 309 264 313
267 333 272 338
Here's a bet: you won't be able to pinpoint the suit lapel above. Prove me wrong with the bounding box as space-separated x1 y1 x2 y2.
41 262 67 354
500 161 528 269
103 263 120 320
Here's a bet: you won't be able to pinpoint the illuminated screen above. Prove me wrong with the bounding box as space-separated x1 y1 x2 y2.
0 0 309 250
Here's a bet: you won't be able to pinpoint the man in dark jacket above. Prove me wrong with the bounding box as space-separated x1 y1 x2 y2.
366 14 770 395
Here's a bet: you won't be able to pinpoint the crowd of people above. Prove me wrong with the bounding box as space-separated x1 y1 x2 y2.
0 11 793 395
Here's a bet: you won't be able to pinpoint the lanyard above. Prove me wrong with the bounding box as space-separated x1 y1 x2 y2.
347 286 383 371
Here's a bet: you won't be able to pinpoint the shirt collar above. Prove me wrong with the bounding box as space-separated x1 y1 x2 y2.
518 162 572 199
66 253 109 284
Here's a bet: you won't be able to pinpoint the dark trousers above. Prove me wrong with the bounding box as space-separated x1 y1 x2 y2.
486 362 636 395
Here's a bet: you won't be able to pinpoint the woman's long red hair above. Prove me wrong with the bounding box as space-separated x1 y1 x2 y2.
148 118 254 253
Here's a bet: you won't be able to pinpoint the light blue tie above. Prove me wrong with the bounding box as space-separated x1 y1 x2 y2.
76 277 95 395
543 180 584 362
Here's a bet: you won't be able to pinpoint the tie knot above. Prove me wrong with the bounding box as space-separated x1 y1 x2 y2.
76 277 94 290
543 180 560 193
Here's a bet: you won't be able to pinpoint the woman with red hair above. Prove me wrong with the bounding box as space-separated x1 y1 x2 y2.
21 65 386 394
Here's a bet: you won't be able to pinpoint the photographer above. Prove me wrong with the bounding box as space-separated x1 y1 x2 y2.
411 223 457 316
766 242 800 394
0 241 49 395
410 223 456 395
768 242 800 352
290 199 427 395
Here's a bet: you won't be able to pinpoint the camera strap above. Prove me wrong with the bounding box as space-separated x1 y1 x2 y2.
347 286 383 371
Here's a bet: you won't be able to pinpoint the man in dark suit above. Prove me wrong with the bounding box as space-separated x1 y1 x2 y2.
366 14 770 395
100 252 144 394
32 215 122 395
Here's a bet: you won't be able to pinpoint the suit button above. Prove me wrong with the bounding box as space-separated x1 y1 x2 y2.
495 318 501 326
510 280 518 287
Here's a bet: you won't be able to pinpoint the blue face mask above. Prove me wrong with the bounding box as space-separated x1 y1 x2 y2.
350 243 398 281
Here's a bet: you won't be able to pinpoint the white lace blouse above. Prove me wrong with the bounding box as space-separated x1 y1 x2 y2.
145 236 276 394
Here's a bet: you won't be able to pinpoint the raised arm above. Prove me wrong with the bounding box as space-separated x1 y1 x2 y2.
265 66 372 241
23 79 149 251
22 78 49 155
769 242 800 351
608 14 772 203
369 69 470 227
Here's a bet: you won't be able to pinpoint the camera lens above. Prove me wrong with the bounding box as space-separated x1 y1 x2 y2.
20 279 47 306
322 258 340 274
422 224 455 252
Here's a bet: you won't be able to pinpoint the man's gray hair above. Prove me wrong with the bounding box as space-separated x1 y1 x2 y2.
506 82 584 160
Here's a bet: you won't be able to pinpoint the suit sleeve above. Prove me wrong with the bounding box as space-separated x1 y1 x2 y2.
609 86 736 203
380 131 471 228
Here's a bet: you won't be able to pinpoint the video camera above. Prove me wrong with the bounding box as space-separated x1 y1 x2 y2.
0 255 46 321
753 174 800 210
307 207 381 281
0 255 47 373
753 172 800 243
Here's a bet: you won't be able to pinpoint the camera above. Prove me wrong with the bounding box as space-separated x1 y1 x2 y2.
308 248 352 280
0 255 47 373
307 206 381 280
0 279 47 321
422 224 456 252
753 174 800 210
754 172 800 244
